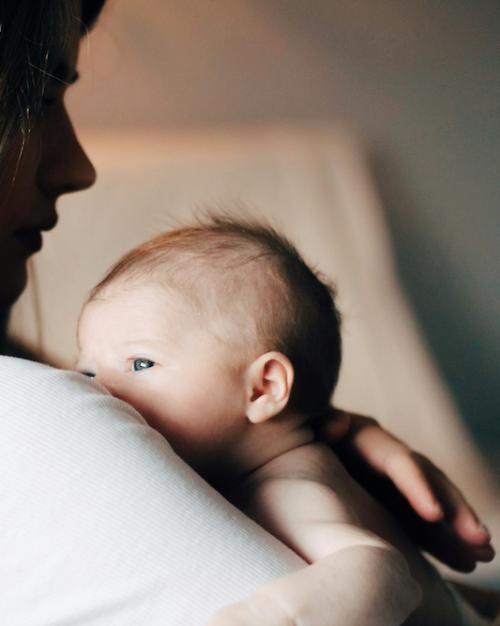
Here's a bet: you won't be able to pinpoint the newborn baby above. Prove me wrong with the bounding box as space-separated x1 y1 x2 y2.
77 216 483 626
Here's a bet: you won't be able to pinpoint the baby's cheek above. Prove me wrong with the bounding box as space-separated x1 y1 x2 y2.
129 387 193 437
118 385 165 424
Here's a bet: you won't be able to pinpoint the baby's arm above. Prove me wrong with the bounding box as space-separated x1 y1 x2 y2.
207 476 421 626
208 545 417 626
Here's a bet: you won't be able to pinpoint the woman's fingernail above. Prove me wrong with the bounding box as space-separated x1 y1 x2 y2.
470 518 491 537
429 501 444 518
433 499 443 513
479 523 491 537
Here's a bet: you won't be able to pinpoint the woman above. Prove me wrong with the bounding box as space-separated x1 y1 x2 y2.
0 0 98 323
0 0 494 622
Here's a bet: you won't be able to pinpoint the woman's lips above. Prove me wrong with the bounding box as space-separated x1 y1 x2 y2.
14 229 43 254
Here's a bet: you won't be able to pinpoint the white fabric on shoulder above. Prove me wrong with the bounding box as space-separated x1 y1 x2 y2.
0 356 303 625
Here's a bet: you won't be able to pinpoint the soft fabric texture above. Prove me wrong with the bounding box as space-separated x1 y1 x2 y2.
0 356 304 625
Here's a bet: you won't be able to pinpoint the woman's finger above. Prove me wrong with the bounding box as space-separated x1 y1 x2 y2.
327 409 495 570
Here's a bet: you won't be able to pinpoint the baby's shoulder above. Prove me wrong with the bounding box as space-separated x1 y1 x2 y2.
251 442 346 488
237 444 362 538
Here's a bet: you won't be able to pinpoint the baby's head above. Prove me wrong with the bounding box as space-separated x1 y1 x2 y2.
77 216 341 476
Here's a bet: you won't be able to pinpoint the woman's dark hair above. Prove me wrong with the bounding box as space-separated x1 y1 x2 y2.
0 0 106 158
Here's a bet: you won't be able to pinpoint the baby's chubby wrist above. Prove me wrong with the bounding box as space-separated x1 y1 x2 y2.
207 546 421 626
206 594 292 626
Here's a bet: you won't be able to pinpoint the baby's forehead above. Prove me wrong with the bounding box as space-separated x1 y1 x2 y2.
93 278 183 307
79 285 201 348
85 265 271 342
79 281 189 333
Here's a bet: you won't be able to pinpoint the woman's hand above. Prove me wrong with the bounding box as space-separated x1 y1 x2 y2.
322 409 495 572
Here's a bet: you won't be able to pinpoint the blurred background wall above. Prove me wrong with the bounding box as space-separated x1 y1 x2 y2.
68 0 499 473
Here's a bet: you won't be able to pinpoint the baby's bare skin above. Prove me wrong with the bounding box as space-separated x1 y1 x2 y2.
229 442 461 626
76 229 493 624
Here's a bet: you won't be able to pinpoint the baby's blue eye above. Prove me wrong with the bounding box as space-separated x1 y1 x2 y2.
132 358 155 372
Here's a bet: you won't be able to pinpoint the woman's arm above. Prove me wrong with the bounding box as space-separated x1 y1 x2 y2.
324 409 495 572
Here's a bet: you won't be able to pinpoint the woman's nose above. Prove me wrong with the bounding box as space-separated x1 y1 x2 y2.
37 106 97 197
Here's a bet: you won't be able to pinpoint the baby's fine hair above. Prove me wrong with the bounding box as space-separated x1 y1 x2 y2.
90 215 341 416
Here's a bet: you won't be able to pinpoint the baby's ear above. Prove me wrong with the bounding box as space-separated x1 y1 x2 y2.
245 352 294 424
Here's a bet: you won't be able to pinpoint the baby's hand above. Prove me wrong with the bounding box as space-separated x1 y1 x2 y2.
206 596 290 626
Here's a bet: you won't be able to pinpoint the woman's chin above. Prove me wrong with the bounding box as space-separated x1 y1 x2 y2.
0 264 28 309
